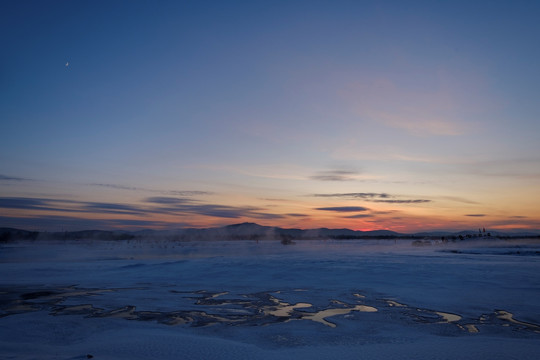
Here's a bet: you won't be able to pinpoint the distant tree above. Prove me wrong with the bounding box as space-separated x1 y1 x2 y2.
280 234 295 245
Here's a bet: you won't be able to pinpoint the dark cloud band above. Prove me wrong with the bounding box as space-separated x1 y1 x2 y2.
0 196 285 225
315 206 369 212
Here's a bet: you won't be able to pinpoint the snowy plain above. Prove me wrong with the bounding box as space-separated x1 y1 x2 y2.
1 237 539 359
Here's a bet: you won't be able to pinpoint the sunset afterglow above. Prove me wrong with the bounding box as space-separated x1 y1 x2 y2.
1 1 539 232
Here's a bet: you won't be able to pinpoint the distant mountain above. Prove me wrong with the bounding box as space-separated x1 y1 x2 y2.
1 223 539 242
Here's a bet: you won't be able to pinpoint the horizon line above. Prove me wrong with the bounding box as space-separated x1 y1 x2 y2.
2 222 539 236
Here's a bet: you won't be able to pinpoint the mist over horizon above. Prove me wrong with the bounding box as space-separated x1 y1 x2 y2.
2 221 539 242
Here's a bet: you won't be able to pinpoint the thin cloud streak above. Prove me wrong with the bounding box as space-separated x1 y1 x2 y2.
310 170 360 181
312 193 431 204
286 213 309 217
0 197 88 213
145 197 195 205
0 174 30 181
440 196 480 205
90 183 140 191
0 197 146 216
0 196 286 223
167 190 212 196
90 183 212 196
0 215 175 231
313 193 391 199
315 206 369 212
82 202 145 215
372 199 431 204
148 202 286 220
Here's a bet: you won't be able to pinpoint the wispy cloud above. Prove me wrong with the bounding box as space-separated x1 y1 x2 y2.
440 196 479 205
82 202 145 215
372 199 431 204
107 219 177 227
90 183 212 196
376 115 462 136
344 214 373 219
458 157 540 179
260 198 294 203
286 213 309 217
146 200 286 220
310 170 360 181
90 183 140 191
312 192 431 204
0 196 285 222
170 204 258 219
0 215 175 231
167 190 212 196
0 197 49 209
465 214 486 217
145 197 194 205
489 218 540 229
0 197 84 213
0 197 148 216
343 75 476 136
313 193 391 199
315 206 369 212
0 174 29 181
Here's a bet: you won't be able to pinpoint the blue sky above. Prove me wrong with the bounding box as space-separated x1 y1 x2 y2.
1 0 540 231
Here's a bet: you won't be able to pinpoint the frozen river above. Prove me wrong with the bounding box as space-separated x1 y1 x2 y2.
1 238 539 359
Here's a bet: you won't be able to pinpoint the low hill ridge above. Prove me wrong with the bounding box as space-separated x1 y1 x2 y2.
1 223 539 242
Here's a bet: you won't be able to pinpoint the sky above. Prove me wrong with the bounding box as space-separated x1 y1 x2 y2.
1 0 540 232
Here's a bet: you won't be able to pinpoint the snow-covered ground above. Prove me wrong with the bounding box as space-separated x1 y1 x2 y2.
1 238 539 359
